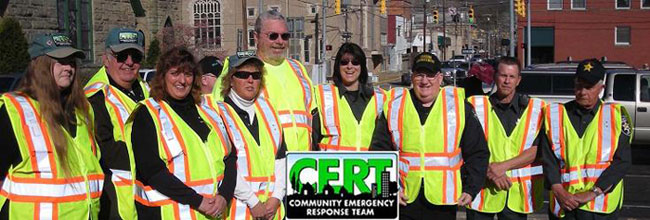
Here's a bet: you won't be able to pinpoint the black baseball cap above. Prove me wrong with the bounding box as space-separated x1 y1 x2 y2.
412 52 442 73
199 56 223 77
576 58 606 85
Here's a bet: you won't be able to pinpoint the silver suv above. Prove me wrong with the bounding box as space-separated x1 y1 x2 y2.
520 62 649 144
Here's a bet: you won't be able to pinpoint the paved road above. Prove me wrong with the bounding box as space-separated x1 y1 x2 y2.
377 76 650 219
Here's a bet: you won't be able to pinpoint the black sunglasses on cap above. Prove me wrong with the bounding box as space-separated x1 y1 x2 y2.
112 50 143 63
233 71 262 80
340 59 360 66
266 32 290 41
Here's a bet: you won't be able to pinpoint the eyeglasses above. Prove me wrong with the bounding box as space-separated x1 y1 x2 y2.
265 32 290 41
413 72 438 79
233 71 262 80
112 50 143 63
340 59 360 66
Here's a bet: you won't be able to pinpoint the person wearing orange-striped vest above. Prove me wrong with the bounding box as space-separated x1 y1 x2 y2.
312 43 387 151
211 10 315 151
541 59 632 220
84 27 150 219
125 47 237 219
216 54 287 220
466 57 545 220
370 52 489 220
0 33 104 219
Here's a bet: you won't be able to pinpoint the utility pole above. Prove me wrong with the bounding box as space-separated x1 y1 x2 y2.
242 0 248 50
423 0 427 52
526 0 531 66
314 13 320 62
509 0 515 56
321 0 327 83
442 0 447 60
258 0 263 14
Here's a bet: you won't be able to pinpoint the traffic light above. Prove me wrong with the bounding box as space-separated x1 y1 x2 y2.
335 0 341 15
433 10 439 24
380 0 386 15
468 6 475 24
515 0 526 17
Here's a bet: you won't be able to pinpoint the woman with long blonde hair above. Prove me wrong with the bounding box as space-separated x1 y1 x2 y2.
0 33 103 219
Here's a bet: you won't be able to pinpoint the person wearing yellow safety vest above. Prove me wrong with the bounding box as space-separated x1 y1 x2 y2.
312 42 386 151
0 33 103 219
541 59 632 220
217 54 287 220
126 47 237 219
84 27 149 219
211 10 315 151
199 56 223 94
466 57 545 220
370 52 489 220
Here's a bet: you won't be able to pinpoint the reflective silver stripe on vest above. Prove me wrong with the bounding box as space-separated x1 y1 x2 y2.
548 104 565 167
287 59 312 111
217 102 250 178
106 86 131 124
110 169 132 183
600 104 614 163
471 96 488 132
278 112 311 126
373 87 385 115
199 97 230 144
400 154 462 168
256 97 282 147
320 85 340 146
1 177 103 199
510 165 543 178
84 82 104 92
561 167 605 183
443 88 459 153
522 99 544 151
387 89 406 150
148 100 188 182
135 182 215 204
13 95 54 178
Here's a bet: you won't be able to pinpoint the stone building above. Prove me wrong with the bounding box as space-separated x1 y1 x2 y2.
1 0 388 76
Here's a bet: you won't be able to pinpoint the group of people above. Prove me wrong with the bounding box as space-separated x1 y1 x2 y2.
0 9 630 220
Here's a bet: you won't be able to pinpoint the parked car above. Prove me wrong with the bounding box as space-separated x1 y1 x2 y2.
138 69 156 82
520 62 649 144
449 55 467 63
441 61 469 86
0 73 23 93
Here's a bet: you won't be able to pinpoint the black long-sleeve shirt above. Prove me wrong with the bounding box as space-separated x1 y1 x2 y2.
541 100 632 193
370 89 490 198
312 83 376 150
130 96 236 218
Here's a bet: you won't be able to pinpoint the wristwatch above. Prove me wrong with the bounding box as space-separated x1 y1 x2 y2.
592 187 603 196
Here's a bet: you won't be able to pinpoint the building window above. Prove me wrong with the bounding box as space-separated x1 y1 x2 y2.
304 38 310 64
57 0 93 62
287 17 305 39
193 0 222 48
248 28 255 48
642 0 650 9
615 26 631 45
617 0 631 9
268 5 280 12
247 7 255 18
548 0 563 10
309 5 317 15
571 0 586 9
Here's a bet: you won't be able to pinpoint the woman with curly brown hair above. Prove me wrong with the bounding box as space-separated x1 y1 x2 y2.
0 33 103 219
125 46 236 219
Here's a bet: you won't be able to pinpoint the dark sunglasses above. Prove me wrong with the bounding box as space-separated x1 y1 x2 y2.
340 59 360 66
112 50 143 63
233 71 262 80
266 32 290 41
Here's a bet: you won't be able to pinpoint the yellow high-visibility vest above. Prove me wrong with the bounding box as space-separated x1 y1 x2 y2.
545 102 628 217
386 87 465 205
467 95 545 214
315 84 386 151
0 92 104 219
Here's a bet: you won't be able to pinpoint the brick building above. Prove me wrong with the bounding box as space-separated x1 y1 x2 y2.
517 0 650 68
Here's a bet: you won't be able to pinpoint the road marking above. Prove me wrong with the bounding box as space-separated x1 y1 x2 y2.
625 174 650 178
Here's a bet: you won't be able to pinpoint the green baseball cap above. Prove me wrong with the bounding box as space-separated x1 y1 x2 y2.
28 33 85 60
105 27 144 54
